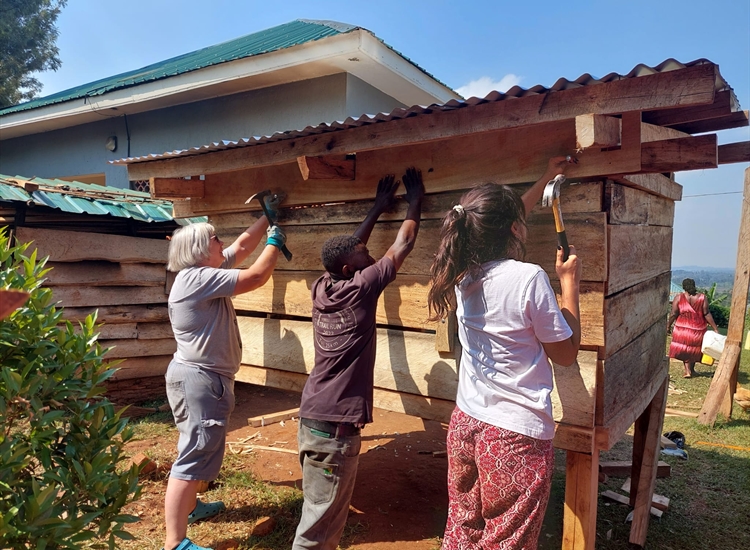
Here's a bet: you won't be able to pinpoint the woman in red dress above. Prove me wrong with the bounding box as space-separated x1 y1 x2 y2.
667 278 719 378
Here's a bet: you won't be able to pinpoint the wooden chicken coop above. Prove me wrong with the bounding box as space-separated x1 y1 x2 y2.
117 59 749 548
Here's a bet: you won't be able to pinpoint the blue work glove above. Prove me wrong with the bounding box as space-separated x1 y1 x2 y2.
263 192 285 223
266 224 286 250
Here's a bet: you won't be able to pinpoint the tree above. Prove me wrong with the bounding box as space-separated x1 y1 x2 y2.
700 283 731 329
0 0 67 108
0 228 141 548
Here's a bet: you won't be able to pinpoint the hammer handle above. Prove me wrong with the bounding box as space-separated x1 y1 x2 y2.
257 197 293 262
557 230 570 262
551 199 569 262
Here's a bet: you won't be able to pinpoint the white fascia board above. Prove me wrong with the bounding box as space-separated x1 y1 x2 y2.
0 30 458 139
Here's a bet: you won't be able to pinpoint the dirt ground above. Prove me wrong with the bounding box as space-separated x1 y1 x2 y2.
123 382 450 549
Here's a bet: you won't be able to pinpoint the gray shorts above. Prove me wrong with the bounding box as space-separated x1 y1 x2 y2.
165 361 235 481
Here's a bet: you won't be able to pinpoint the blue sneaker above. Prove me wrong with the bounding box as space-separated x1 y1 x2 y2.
188 498 226 524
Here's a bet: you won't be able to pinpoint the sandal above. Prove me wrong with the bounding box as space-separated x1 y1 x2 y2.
188 498 226 524
164 538 213 550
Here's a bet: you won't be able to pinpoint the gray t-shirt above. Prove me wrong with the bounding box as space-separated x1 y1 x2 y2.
168 249 241 378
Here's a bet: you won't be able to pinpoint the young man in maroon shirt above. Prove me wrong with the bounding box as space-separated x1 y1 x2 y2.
292 168 424 550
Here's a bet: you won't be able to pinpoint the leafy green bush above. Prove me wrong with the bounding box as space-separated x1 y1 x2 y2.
0 229 141 548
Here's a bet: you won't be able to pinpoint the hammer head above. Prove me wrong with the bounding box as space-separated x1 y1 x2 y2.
245 189 272 205
541 174 566 208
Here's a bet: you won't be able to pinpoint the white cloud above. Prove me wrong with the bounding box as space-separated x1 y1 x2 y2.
456 74 523 99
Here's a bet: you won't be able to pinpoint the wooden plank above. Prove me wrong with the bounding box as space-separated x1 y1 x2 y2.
563 451 599 550
234 213 608 281
640 122 689 142
150 177 205 199
94 323 138 340
640 134 718 173
641 89 734 128
612 174 683 201
575 114 620 149
605 182 675 227
100 337 177 359
234 365 456 423
296 155 355 180
606 225 671 295
604 273 671 358
51 286 168 307
108 355 172 380
232 272 437 330
668 109 748 134
718 141 750 164
550 282 604 347
61 304 169 324
620 478 670 511
16 227 169 264
597 363 668 451
159 122 637 217
137 322 174 340
629 379 668 546
435 311 457 353
550 351 598 427
237 317 460 401
209 181 604 227
600 491 662 518
45 262 167 287
126 64 718 180
247 407 300 427
600 322 668 425
554 425 595 454
599 461 671 479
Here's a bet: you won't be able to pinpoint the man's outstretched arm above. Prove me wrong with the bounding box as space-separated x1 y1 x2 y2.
384 167 424 272
354 174 399 245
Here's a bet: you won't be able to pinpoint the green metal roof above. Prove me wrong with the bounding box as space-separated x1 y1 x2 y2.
0 20 355 116
0 174 205 225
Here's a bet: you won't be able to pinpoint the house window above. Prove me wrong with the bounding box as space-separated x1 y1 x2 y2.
130 180 150 193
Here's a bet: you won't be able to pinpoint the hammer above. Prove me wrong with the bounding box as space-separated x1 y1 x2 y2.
541 174 569 262
245 190 293 261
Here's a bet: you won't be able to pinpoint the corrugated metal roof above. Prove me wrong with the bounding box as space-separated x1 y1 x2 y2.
0 175 205 225
112 58 737 166
0 19 446 116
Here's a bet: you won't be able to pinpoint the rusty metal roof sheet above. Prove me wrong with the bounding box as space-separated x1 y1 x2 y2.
112 58 737 166
0 175 206 225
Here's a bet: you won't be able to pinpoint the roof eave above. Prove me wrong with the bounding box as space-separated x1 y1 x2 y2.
0 30 458 140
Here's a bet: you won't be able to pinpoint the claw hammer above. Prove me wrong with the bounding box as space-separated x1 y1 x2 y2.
245 190 293 261
541 174 569 262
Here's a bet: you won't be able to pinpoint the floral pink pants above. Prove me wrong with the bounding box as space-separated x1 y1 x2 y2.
442 407 554 550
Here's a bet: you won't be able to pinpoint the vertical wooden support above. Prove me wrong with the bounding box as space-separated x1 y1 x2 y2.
563 450 599 550
628 378 669 547
699 167 750 424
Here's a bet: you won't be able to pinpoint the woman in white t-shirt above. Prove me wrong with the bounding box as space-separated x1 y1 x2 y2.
428 157 581 550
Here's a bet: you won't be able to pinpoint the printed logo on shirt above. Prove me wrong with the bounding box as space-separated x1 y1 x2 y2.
313 307 356 351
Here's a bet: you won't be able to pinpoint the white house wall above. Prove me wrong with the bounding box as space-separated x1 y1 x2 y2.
0 73 405 189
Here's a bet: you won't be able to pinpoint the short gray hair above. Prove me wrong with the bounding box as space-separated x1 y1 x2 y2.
167 222 215 271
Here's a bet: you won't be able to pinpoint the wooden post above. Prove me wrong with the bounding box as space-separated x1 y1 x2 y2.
562 450 599 550
629 378 669 547
698 167 750 424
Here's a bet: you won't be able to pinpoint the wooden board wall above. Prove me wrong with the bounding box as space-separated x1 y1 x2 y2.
16 227 174 383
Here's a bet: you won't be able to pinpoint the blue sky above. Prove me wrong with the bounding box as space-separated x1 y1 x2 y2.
36 0 749 268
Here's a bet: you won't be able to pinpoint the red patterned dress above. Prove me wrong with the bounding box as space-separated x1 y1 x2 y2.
669 293 708 362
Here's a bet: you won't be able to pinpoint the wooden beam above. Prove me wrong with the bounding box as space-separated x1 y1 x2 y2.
296 155 355 180
599 461 671 478
247 407 300 427
100 337 176 359
629 379 668 547
605 183 675 227
642 88 734 127
108 355 172 380
640 134 718 173
699 167 750 424
44 262 167 287
718 141 750 165
563 451 599 550
60 304 169 324
150 177 205 199
576 114 620 149
126 64 718 180
667 109 749 134
51 286 168 307
612 173 683 201
640 122 690 143
435 311 457 353
15 227 169 264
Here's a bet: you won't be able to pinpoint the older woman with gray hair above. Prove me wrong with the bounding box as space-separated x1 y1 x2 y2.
162 198 286 550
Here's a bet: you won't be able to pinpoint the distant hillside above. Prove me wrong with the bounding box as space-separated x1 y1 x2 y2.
672 268 735 293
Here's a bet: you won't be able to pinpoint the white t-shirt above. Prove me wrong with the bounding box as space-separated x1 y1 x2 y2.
168 249 241 378
455 259 572 440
